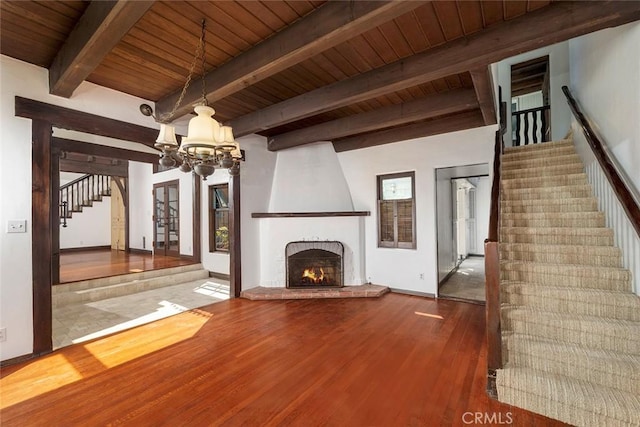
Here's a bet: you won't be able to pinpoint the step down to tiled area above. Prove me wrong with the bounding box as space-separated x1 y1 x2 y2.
241 284 389 300
53 264 209 306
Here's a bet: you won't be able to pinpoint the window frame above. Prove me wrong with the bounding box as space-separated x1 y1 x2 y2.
209 183 230 253
377 171 416 249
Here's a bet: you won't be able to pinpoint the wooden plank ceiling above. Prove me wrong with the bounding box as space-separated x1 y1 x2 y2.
2 1 639 152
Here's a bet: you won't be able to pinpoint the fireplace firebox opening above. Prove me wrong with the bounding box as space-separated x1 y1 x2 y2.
286 241 344 288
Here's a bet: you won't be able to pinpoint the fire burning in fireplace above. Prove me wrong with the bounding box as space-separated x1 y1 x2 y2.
302 267 325 284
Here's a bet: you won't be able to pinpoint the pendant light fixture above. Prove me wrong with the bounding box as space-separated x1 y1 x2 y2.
141 19 241 179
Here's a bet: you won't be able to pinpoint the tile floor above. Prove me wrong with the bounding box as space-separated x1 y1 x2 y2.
438 256 485 302
53 278 230 349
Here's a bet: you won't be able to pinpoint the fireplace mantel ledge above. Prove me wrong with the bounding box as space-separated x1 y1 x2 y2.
251 211 370 218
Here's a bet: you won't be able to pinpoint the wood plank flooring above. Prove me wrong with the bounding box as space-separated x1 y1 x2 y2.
0 294 567 426
59 249 196 283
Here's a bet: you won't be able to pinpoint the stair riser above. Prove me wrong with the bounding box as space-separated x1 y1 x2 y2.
504 140 573 153
501 317 640 354
502 155 582 171
503 349 640 395
500 234 613 245
53 269 209 306
502 187 593 201
502 164 584 179
502 146 576 161
501 202 597 214
500 271 630 291
500 251 621 267
54 263 205 293
501 174 588 190
501 218 605 227
502 292 640 321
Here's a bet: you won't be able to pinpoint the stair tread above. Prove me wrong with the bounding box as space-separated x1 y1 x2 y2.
501 280 634 295
504 333 640 366
502 304 640 327
500 260 627 272
503 139 573 152
497 367 640 423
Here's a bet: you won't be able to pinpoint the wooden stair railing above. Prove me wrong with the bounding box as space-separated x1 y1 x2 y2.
562 86 640 239
512 105 551 147
59 174 112 223
485 88 507 399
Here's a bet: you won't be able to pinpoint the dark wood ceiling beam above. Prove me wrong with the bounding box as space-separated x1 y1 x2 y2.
52 137 159 164
49 0 154 97
155 0 423 121
470 67 497 126
268 88 478 151
232 1 640 136
15 96 159 149
332 110 486 152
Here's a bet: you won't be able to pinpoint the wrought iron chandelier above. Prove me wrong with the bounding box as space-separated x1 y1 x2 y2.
140 19 241 180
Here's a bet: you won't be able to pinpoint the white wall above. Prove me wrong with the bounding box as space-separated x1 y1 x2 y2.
495 42 571 147
129 161 154 251
569 22 640 295
59 198 111 248
569 22 640 192
0 55 160 361
240 135 278 288
268 142 354 212
338 125 496 296
59 172 111 249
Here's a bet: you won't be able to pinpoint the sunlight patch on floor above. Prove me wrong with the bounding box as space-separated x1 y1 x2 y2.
72 300 190 344
414 311 444 320
194 281 231 300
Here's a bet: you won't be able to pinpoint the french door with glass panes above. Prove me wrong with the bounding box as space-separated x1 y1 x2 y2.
153 180 180 257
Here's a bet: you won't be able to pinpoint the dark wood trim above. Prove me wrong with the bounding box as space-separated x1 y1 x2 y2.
31 119 53 356
484 241 502 373
193 174 201 263
128 248 153 255
563 86 640 238
333 111 485 152
15 97 159 148
155 1 422 120
388 288 435 299
0 352 36 368
229 172 241 298
209 271 231 281
267 89 478 151
59 158 128 176
231 1 640 136
252 211 370 218
470 66 498 126
59 245 112 254
52 137 159 164
49 0 154 97
51 148 60 285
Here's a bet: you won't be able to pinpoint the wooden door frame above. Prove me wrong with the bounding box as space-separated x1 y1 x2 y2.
153 180 181 258
16 97 238 360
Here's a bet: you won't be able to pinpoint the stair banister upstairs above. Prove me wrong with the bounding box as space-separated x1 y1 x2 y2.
485 88 507 398
562 86 640 239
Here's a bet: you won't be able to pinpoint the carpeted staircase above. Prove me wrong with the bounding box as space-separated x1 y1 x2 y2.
494 139 640 426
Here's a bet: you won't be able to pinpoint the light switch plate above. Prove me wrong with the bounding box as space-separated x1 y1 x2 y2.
7 220 27 233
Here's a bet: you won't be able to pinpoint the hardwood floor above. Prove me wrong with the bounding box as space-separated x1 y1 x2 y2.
59 249 196 283
0 294 567 426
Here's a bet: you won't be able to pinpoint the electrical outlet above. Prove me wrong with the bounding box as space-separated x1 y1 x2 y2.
0 327 6 342
419 273 425 280
7 220 27 233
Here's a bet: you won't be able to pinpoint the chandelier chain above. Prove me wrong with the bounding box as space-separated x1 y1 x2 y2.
159 19 206 123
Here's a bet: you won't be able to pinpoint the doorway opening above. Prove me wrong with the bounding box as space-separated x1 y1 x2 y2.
435 164 490 303
510 55 550 146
